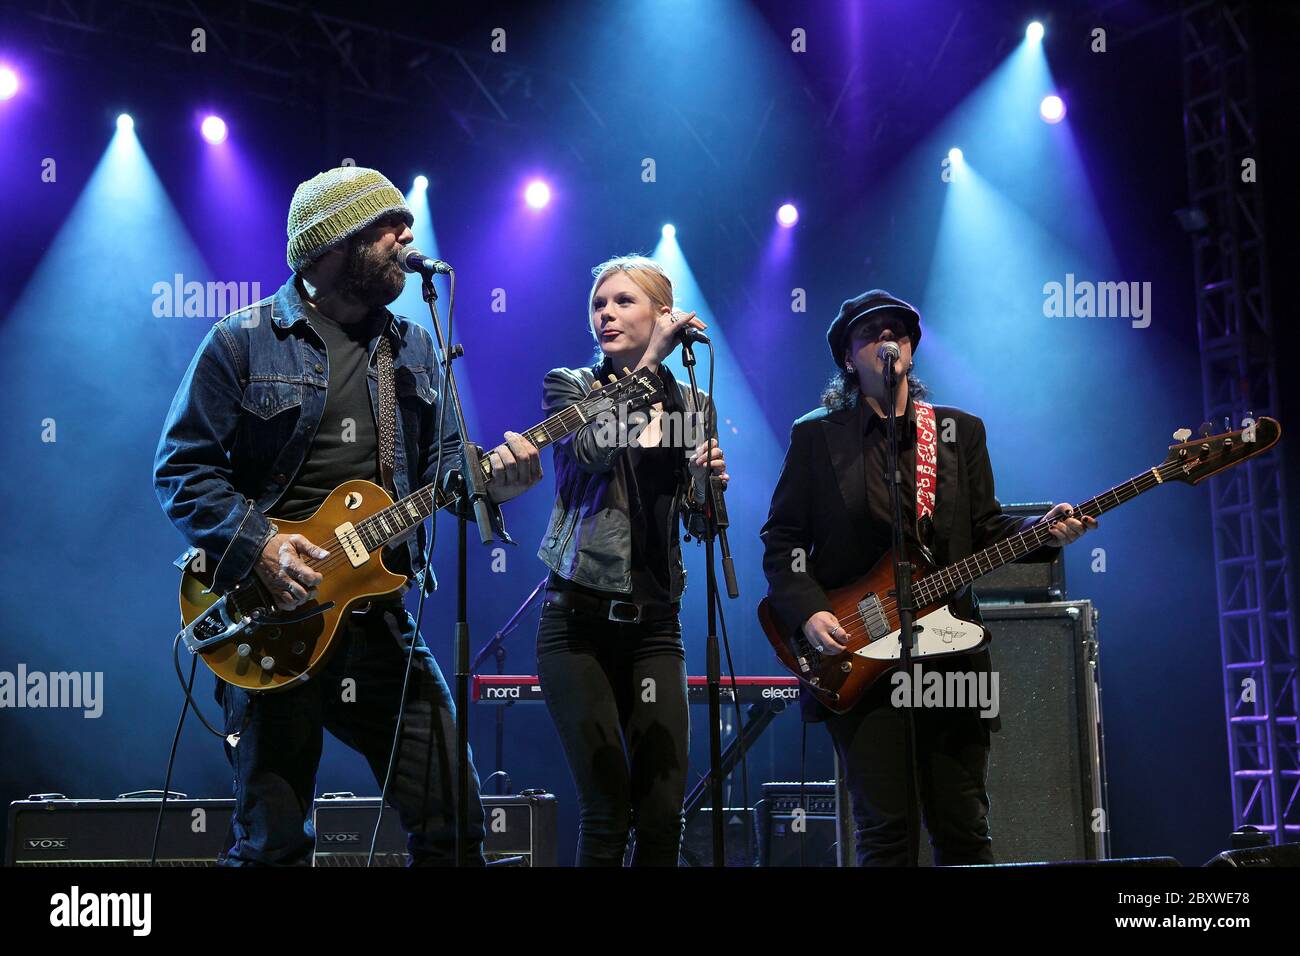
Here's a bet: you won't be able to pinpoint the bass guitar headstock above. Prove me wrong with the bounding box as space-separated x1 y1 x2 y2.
1162 417 1282 485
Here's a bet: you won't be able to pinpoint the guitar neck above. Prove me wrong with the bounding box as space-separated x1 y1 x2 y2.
353 399 596 551
915 459 1178 606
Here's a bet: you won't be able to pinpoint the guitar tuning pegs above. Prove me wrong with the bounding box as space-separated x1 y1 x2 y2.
1172 427 1192 443
622 366 632 377
607 374 617 384
1198 422 1214 438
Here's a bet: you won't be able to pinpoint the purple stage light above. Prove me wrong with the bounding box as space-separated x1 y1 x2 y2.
200 115 228 144
1040 94 1066 124
524 179 551 210
0 66 18 101
777 203 799 227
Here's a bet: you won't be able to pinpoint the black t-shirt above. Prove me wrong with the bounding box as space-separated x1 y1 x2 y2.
269 298 382 523
627 366 688 603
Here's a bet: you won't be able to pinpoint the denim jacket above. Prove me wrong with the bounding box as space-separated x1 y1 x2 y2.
536 360 713 600
153 275 504 594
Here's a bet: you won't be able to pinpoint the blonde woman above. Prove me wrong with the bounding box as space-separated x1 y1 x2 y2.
535 255 728 866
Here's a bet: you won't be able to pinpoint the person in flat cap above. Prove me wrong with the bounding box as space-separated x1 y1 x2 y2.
760 287 1096 866
155 167 543 865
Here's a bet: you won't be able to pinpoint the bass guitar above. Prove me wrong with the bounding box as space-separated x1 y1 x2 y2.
757 418 1282 714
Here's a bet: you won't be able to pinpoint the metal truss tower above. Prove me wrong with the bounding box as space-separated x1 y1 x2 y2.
1181 0 1298 843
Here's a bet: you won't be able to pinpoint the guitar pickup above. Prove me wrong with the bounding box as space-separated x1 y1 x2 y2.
335 522 370 568
857 594 891 641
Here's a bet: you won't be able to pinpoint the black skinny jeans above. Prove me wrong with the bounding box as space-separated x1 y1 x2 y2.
536 602 690 866
827 676 994 867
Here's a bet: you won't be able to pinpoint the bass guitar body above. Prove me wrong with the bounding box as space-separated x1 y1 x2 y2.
757 549 989 715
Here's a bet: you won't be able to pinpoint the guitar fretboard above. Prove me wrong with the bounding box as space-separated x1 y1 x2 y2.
347 383 624 553
914 457 1183 606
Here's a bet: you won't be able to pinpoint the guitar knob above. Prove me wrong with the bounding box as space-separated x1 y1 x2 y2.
840 661 853 673
292 641 306 656
260 656 275 670
236 643 251 658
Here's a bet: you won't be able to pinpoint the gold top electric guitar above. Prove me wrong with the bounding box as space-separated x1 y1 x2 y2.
178 368 664 691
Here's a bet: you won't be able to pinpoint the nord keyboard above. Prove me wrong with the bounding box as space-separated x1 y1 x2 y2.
473 674 800 705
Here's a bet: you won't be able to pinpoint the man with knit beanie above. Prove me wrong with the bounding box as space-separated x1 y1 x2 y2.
155 166 542 865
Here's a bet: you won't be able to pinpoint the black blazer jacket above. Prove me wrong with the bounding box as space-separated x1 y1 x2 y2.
759 399 1054 722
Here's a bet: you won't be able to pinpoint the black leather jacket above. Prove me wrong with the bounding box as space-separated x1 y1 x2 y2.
536 360 712 599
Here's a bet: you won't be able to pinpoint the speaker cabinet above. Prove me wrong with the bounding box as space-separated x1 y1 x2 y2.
6 794 233 865
756 783 842 867
980 601 1108 863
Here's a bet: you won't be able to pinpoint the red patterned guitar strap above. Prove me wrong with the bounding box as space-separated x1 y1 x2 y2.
915 400 938 531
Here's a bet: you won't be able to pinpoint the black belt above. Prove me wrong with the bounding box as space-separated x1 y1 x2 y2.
544 588 678 624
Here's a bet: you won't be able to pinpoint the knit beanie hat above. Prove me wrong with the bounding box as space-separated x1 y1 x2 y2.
286 166 413 272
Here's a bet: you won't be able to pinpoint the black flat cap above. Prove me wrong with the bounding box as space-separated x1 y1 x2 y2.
826 289 922 366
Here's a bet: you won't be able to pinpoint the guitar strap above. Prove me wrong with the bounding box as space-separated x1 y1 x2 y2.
374 329 398 498
914 399 938 529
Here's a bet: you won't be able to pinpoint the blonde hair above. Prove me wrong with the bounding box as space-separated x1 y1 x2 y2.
588 254 674 317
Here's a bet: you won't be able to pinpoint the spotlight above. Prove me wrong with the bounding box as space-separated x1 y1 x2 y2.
116 113 134 132
0 66 18 101
776 203 799 228
1039 94 1066 124
524 179 551 210
1026 21 1044 43
413 175 429 191
662 223 676 239
947 147 963 165
200 115 227 144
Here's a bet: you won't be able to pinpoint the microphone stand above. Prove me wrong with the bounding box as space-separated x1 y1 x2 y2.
679 337 738 867
421 273 496 868
882 358 923 866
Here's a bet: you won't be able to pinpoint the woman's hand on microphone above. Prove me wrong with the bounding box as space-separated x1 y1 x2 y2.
643 308 707 370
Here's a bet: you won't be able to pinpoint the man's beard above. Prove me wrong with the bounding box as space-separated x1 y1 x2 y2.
335 238 406 308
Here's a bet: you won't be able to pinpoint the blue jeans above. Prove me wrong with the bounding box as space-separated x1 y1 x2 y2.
217 601 485 865
536 602 689 866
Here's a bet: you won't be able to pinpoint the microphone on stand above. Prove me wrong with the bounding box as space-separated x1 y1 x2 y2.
877 340 904 396
397 247 452 277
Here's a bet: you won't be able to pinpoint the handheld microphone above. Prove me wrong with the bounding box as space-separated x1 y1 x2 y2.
397 247 452 277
